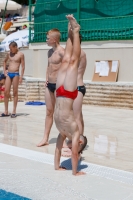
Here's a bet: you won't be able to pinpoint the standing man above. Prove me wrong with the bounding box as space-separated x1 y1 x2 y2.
0 42 25 118
37 29 64 147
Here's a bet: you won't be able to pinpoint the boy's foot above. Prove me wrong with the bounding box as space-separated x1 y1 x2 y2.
66 14 80 33
68 22 72 33
37 139 49 147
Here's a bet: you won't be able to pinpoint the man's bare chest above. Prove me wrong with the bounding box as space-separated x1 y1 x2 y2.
9 54 21 63
49 52 62 64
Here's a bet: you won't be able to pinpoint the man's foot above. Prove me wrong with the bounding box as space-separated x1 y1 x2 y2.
62 148 72 157
11 114 17 118
37 139 49 147
66 14 80 33
0 113 10 117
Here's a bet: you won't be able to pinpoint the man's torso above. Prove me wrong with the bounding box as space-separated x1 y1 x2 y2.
48 46 64 83
8 51 23 72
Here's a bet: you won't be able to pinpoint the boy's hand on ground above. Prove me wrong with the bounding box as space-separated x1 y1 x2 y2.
75 171 86 176
58 166 66 171
19 77 23 84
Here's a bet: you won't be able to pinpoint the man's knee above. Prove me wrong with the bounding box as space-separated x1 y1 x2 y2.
13 90 18 97
4 90 10 98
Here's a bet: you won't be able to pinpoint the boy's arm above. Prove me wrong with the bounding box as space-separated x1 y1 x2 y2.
19 54 25 84
3 54 9 76
54 133 65 170
72 134 86 176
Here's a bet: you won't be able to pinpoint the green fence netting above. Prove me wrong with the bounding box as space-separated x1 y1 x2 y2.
29 0 133 43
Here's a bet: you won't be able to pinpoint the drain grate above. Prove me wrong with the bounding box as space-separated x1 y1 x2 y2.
0 143 133 186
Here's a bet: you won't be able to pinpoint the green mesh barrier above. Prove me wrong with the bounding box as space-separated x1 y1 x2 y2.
29 0 133 43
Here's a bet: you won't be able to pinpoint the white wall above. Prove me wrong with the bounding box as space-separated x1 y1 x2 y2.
21 40 133 82
21 49 34 77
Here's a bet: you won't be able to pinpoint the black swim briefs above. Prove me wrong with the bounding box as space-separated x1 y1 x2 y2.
77 85 86 96
47 82 56 93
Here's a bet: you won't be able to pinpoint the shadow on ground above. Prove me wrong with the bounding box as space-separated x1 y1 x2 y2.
61 158 88 171
16 113 30 117
49 138 57 144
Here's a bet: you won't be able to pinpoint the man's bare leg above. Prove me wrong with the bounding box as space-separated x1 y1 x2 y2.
37 88 55 147
38 19 73 147
12 76 19 115
4 76 12 115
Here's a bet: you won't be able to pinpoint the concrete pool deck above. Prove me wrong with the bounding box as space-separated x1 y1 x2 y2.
0 102 133 200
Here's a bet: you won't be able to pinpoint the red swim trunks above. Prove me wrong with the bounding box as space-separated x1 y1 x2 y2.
56 85 78 100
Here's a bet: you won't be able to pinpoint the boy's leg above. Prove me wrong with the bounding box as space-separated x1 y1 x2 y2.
56 21 73 89
12 76 19 115
37 88 55 147
64 16 81 91
4 76 12 115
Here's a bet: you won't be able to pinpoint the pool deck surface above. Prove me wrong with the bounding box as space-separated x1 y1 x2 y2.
0 102 133 200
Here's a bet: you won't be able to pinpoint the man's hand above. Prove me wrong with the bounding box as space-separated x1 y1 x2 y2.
4 70 8 77
45 80 48 87
19 76 23 84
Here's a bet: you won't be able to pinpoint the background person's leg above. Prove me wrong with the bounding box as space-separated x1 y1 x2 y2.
37 87 55 147
12 76 19 115
4 76 12 115
73 91 84 135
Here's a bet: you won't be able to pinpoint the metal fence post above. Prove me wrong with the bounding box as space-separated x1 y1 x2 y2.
77 0 81 23
29 0 32 43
